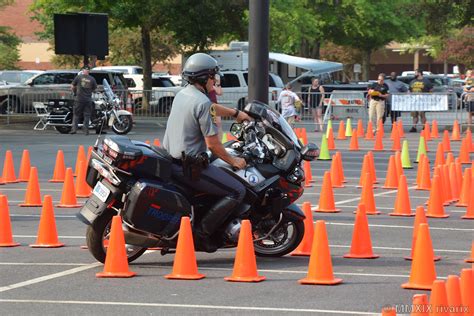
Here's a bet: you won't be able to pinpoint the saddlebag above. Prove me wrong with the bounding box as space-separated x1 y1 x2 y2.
123 180 191 237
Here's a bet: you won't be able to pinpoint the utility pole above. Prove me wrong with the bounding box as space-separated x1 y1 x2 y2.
248 0 269 105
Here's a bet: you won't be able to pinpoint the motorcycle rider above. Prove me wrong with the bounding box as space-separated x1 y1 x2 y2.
70 65 97 135
163 53 251 252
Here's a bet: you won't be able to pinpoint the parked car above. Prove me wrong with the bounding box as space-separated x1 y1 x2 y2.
397 75 459 108
93 65 143 75
217 70 284 110
0 70 127 114
0 70 43 86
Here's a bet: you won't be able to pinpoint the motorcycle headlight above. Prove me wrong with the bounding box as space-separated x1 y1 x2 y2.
287 166 304 184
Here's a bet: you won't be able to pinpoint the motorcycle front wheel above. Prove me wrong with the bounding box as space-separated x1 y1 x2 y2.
86 209 147 264
111 115 133 135
253 216 304 257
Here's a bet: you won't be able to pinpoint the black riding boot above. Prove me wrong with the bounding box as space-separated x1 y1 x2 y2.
194 197 240 253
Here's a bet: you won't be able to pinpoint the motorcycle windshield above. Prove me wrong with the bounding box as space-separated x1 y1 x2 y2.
263 108 301 149
102 79 115 101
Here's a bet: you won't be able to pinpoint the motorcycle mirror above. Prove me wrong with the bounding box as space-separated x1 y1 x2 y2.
230 123 243 139
301 143 319 161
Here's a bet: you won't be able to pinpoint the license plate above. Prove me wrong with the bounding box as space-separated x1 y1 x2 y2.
93 181 110 203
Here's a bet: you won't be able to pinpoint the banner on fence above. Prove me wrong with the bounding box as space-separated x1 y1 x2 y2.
323 91 367 122
391 93 448 111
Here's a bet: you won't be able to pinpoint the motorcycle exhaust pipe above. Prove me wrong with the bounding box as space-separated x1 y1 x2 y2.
122 224 161 248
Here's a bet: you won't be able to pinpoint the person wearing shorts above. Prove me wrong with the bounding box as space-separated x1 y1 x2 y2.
463 70 474 126
307 78 325 132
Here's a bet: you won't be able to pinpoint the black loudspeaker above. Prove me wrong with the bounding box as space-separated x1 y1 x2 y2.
54 13 108 58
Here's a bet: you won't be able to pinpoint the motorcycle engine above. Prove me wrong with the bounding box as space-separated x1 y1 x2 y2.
224 219 242 243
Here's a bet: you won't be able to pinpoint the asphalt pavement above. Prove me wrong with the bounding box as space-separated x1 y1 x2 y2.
0 120 473 315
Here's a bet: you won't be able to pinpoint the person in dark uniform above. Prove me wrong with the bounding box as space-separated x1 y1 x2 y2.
163 53 251 252
409 69 433 132
385 72 408 124
70 65 97 135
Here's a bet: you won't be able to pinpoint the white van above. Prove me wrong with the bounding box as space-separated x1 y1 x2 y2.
93 65 143 75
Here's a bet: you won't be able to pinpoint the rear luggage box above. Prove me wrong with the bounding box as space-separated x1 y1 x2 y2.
124 180 191 237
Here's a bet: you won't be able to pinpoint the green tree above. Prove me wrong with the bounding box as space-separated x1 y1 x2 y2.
0 0 21 69
326 0 423 80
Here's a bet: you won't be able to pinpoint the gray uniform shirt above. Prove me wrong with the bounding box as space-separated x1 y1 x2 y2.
385 79 407 103
163 85 218 159
72 74 97 103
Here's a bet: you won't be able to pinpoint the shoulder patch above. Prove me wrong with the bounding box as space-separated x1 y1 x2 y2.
210 104 217 124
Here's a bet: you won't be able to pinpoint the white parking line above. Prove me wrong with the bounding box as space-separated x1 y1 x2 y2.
0 262 91 266
0 263 101 293
13 235 85 239
0 299 378 315
0 188 62 192
326 222 474 231
10 214 77 218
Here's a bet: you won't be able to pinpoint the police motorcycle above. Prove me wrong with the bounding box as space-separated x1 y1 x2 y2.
77 100 319 263
47 79 133 135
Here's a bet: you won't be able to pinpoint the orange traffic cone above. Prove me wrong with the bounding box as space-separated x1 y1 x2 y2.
446 275 463 314
301 128 308 146
336 152 347 183
29 195 64 248
460 269 474 315
442 130 452 152
410 294 429 316
398 120 405 138
394 151 404 180
455 159 463 190
75 160 92 198
165 216 205 280
18 149 31 182
365 121 374 140
0 195 20 247
389 175 414 216
426 175 449 218
421 129 429 152
327 127 336 150
429 280 449 315
377 119 384 138
452 120 461 141
390 122 397 140
381 307 396 316
357 119 364 137
337 120 346 140
299 220 343 285
423 122 431 141
456 168 471 207
153 138 161 147
465 242 474 263
405 206 441 261
145 139 151 145
382 156 398 189
462 178 474 219
360 172 381 215
374 130 384 151
330 154 344 188
459 138 471 164
416 155 431 191
448 163 460 201
49 150 66 183
367 151 378 184
315 171 340 213
402 223 437 290
304 160 313 187
74 145 86 176
343 204 379 259
291 202 314 256
434 143 445 167
349 129 359 151
57 168 82 208
96 215 136 278
225 219 265 282
431 120 439 138
445 152 454 166
358 155 372 187
441 165 454 204
18 167 42 207
467 129 474 152
415 153 425 185
2 150 18 183
391 125 401 151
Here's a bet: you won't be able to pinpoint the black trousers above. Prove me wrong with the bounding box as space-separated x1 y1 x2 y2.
171 163 246 202
72 100 92 132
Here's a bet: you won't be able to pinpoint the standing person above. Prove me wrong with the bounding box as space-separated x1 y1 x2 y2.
163 53 251 253
367 73 389 132
409 69 433 132
207 74 223 141
70 65 97 135
385 72 408 124
307 78 325 132
277 83 301 126
463 69 474 126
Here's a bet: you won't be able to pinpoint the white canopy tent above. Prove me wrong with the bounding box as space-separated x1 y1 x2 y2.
269 52 343 75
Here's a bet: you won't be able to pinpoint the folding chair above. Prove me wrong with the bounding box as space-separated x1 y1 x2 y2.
33 102 50 130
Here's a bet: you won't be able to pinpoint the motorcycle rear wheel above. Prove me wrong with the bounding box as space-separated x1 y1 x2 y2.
86 209 147 264
253 216 304 257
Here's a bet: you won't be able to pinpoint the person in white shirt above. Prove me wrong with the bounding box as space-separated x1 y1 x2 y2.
277 83 301 126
